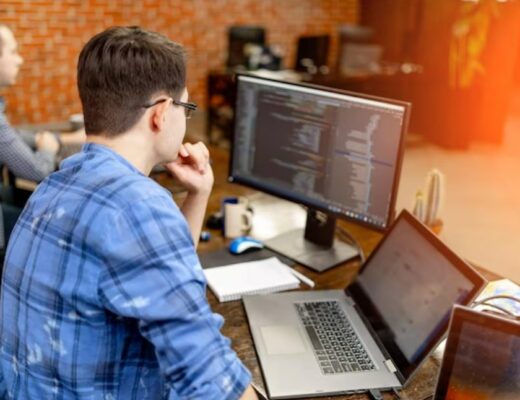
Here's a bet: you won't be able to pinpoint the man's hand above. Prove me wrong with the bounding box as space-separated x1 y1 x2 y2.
165 142 214 246
240 385 259 400
165 142 214 195
35 131 60 154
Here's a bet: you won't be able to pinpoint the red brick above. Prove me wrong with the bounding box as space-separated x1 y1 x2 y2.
4 0 357 124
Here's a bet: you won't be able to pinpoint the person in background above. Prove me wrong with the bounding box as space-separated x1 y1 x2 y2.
0 26 257 399
0 24 84 261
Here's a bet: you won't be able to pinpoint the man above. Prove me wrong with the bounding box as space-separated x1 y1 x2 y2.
0 26 257 399
0 24 60 259
0 24 83 260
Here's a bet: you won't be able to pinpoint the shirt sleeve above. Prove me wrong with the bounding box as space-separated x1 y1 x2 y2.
17 129 37 148
0 118 55 181
97 194 251 400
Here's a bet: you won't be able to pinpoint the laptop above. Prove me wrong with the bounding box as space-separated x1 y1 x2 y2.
433 305 520 400
243 210 486 398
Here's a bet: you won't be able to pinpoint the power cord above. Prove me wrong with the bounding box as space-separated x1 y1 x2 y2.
368 388 404 400
368 389 384 400
476 302 516 317
336 225 366 264
294 203 367 264
473 294 520 321
474 294 520 306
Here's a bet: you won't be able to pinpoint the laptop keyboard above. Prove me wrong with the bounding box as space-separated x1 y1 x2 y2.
296 301 376 375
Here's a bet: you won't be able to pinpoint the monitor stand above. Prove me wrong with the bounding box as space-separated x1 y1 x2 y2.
264 209 359 272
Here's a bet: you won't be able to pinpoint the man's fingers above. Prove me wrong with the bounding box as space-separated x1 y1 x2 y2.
202 143 209 158
179 143 189 157
179 142 210 173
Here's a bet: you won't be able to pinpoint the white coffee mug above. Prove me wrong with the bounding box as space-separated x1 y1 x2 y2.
224 202 253 239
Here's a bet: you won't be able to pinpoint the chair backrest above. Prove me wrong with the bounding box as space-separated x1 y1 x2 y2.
227 26 266 69
294 35 330 72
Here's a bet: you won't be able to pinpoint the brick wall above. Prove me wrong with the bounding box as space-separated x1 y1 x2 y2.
0 0 358 125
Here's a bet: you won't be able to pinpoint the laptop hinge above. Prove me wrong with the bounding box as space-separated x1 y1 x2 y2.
345 296 355 307
384 359 397 374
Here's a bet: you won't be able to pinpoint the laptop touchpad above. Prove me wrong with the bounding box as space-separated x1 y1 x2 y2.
260 325 307 355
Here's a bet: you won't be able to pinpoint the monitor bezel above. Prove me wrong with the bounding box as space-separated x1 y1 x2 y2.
347 210 487 384
433 305 520 399
228 73 411 232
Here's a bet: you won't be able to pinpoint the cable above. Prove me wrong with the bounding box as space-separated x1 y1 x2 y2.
368 389 384 400
474 295 520 305
475 302 516 317
293 203 367 264
336 225 366 264
392 388 403 400
472 294 520 318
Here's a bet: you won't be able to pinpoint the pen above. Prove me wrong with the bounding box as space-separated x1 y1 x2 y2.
251 382 268 400
286 266 315 288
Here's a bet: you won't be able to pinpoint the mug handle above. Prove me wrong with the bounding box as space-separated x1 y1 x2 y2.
242 210 253 231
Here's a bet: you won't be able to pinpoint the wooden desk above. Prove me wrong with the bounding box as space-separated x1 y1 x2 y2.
153 147 499 400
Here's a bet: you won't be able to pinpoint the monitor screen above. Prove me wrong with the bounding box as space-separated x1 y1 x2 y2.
230 74 409 230
434 307 520 400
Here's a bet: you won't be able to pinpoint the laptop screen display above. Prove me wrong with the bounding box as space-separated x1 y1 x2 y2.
434 307 520 400
349 211 485 381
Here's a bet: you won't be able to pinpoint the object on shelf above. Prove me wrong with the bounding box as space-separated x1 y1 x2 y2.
413 169 445 233
295 35 330 75
227 25 266 69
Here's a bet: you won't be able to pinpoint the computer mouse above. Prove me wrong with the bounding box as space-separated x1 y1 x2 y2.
228 236 264 255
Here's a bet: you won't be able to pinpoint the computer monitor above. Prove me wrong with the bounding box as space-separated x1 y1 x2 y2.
229 74 410 271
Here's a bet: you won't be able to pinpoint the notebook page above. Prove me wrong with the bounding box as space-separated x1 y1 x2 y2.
204 257 300 302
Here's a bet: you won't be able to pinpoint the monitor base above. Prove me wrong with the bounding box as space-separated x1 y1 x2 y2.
264 228 359 272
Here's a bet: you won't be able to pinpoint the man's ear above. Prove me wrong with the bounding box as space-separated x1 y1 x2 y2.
149 100 170 134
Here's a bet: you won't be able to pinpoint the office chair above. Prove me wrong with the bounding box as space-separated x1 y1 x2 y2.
294 35 330 73
227 26 266 69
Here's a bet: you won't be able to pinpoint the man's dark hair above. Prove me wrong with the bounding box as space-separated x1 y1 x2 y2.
77 26 186 136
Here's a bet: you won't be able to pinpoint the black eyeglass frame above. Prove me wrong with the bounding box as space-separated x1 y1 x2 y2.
143 97 197 119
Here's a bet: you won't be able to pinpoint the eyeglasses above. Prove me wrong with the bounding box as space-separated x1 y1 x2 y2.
143 97 197 119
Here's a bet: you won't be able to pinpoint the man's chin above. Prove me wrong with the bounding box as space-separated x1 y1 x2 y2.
158 155 178 167
166 150 181 163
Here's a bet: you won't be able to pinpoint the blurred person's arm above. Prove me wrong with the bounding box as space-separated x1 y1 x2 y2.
19 128 85 148
17 129 38 148
0 123 56 181
35 131 59 154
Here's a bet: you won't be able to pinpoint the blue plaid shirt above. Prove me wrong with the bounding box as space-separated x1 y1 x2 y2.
0 143 251 399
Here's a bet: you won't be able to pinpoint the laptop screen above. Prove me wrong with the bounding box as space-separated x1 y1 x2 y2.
434 306 520 400
348 210 486 382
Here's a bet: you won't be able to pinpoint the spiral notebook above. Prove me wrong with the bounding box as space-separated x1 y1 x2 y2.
203 257 301 302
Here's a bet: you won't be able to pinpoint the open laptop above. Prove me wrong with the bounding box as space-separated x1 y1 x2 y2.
243 210 486 398
433 305 520 400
